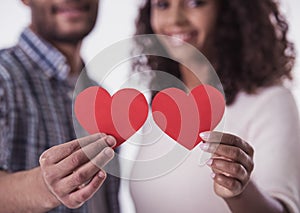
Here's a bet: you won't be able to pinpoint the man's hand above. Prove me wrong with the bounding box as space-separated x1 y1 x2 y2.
39 133 116 209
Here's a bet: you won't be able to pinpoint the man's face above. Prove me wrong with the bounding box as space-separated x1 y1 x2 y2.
24 0 99 43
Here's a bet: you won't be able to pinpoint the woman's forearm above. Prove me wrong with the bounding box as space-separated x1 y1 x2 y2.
225 180 289 213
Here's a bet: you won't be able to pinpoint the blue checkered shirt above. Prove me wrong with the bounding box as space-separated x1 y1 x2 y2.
0 28 120 213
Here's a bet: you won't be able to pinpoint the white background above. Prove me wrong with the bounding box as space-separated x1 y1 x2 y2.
0 0 299 106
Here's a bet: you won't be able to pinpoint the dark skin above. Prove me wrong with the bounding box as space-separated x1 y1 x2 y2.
150 0 290 211
200 131 289 213
200 132 254 198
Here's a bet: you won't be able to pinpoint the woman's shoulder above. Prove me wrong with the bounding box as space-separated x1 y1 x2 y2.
233 84 296 109
225 84 299 131
224 85 300 151
255 84 293 98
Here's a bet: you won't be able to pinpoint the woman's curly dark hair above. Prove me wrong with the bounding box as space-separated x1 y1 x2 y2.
134 0 295 105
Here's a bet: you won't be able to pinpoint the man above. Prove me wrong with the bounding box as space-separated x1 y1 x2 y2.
0 0 119 212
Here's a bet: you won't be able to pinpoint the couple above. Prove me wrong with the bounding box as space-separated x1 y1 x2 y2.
0 0 299 212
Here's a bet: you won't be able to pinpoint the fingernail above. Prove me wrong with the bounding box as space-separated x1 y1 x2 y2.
211 172 216 179
99 133 107 137
98 170 106 179
106 136 116 147
206 159 213 166
200 143 209 151
200 132 210 140
95 133 106 139
104 147 114 158
39 154 45 161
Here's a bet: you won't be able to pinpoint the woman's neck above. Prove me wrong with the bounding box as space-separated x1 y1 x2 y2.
180 64 211 90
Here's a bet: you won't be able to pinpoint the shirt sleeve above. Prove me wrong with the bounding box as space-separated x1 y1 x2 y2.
248 87 300 213
0 65 13 171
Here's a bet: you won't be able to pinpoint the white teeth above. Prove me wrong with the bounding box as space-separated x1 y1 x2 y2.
170 37 185 46
171 34 191 41
168 33 192 47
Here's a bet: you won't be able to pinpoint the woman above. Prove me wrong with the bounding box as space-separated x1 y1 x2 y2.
129 0 300 212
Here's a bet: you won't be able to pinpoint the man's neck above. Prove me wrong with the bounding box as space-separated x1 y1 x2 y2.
29 26 84 76
53 41 83 77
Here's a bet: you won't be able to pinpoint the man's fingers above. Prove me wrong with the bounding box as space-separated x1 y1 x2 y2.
66 170 107 209
78 133 108 147
49 136 115 179
90 147 115 168
40 133 105 165
53 147 114 194
39 134 116 205
82 136 116 160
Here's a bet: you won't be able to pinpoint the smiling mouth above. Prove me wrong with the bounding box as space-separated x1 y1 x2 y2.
165 31 198 47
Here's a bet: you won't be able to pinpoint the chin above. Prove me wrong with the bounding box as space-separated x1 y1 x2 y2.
56 21 95 39
50 31 89 44
59 26 93 40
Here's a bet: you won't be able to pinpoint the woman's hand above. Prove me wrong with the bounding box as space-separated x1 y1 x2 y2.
200 131 254 199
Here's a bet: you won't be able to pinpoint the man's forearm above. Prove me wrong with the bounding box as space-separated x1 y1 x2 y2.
0 167 60 213
225 180 289 213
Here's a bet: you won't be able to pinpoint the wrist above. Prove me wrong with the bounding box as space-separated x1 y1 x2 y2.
223 180 252 203
35 167 61 211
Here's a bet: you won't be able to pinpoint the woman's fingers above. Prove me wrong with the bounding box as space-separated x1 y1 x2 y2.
212 173 243 198
200 131 254 198
200 131 254 157
200 143 254 172
207 158 249 185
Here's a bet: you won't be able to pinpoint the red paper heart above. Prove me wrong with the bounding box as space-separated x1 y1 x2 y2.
74 86 149 147
152 85 225 150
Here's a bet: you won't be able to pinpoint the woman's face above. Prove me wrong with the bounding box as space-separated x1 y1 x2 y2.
150 0 219 54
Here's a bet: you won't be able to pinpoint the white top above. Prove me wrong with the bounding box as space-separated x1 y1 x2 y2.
127 85 300 213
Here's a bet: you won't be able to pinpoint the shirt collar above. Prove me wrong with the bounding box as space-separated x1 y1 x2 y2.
18 27 70 81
